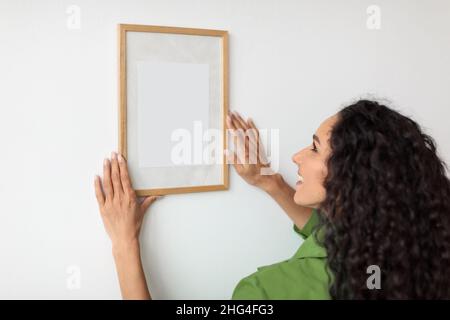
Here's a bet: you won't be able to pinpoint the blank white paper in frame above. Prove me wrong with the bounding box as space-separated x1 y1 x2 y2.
120 25 229 195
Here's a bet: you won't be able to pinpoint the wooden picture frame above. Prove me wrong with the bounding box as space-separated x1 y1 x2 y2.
118 24 229 196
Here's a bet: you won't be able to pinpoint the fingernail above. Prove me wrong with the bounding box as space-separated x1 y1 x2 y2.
118 154 123 162
104 158 108 166
111 152 116 159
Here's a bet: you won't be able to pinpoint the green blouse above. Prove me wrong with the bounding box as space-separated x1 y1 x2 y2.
231 209 331 299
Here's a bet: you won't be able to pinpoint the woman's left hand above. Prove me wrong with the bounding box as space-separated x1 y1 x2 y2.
94 152 162 250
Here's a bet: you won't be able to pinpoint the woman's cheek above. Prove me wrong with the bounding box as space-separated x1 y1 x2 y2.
293 180 316 206
293 171 327 207
293 187 324 208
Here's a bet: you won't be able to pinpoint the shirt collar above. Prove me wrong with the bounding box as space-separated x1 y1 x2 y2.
293 229 327 259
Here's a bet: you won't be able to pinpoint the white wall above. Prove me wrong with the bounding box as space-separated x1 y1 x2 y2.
1 0 449 299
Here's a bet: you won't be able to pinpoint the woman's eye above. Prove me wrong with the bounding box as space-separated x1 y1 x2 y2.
310 142 318 152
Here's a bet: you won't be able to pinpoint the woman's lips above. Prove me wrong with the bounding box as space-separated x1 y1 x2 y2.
296 172 304 186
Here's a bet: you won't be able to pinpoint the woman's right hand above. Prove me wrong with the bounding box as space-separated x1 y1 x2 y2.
226 111 281 192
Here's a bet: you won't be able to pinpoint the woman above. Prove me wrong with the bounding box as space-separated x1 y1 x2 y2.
94 99 450 299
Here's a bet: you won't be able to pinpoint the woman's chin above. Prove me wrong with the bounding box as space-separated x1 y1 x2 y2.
293 192 304 205
294 192 319 208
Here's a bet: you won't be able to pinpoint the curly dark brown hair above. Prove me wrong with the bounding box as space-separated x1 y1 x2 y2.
316 99 450 299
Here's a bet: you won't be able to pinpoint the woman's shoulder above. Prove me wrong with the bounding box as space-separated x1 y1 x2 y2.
231 210 329 300
231 249 330 300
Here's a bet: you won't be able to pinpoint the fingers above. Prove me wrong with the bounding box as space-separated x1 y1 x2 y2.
231 111 259 148
246 119 261 164
227 111 263 164
225 149 244 172
229 112 250 157
110 152 124 197
226 112 235 130
232 111 250 130
117 153 135 198
94 175 105 207
103 158 114 200
99 152 136 203
227 114 245 164
246 119 269 165
227 111 247 131
247 118 260 146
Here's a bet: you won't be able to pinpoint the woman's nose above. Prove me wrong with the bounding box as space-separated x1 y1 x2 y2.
292 151 302 164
